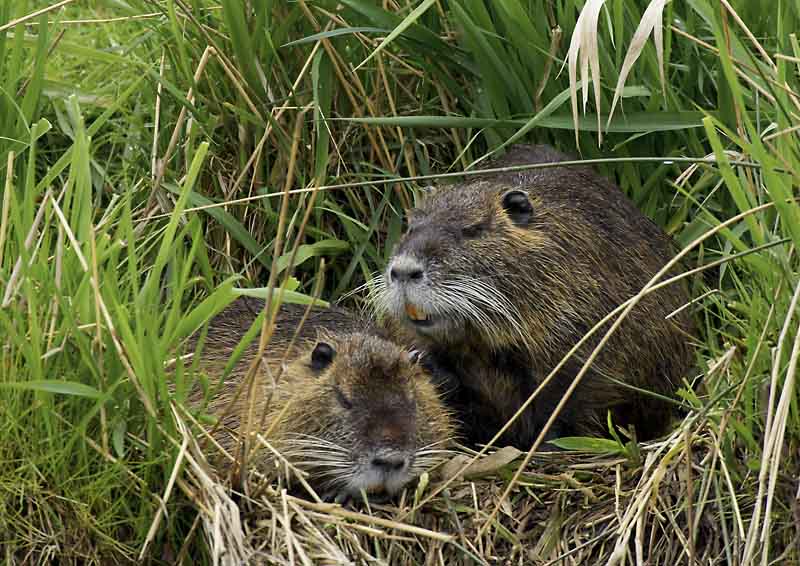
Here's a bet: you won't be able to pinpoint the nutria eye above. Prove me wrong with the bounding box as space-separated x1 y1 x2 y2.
334 386 353 410
407 349 422 365
501 190 533 226
462 223 484 239
311 342 335 372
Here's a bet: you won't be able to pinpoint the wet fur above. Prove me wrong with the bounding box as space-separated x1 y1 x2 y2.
380 145 695 447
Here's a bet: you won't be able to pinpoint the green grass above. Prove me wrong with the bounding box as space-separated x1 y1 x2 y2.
1 0 799 563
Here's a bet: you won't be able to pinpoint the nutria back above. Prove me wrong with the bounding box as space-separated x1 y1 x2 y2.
379 144 694 446
186 298 455 500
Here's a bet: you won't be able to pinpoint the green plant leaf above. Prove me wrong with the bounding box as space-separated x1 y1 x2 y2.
355 0 438 70
343 111 708 132
233 284 328 307
282 26 386 47
0 380 102 399
548 436 624 454
275 239 349 275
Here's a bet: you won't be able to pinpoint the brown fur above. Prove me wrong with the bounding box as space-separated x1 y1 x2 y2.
380 144 695 448
185 297 455 499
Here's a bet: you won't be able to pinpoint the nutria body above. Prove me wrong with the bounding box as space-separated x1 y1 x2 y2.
378 144 694 448
187 298 455 500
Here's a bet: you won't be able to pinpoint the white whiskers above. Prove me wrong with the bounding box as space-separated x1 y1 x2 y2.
339 270 387 309
441 275 526 341
280 433 354 493
373 270 525 343
364 273 389 313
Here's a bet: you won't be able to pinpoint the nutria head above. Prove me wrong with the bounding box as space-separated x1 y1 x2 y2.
191 300 456 502
276 332 454 500
377 177 563 353
377 145 685 360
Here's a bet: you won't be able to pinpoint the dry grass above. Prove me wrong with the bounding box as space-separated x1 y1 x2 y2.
174 407 798 565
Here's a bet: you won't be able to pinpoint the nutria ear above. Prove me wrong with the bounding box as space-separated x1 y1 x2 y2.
413 185 437 207
311 342 336 372
501 190 533 226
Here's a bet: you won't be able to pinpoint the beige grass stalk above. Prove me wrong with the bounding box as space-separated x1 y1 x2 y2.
43 225 65 357
230 36 322 198
607 0 668 128
237 113 307 489
50 194 158 418
564 0 606 147
139 430 189 560
0 152 12 269
255 435 323 504
606 426 686 566
297 0 401 201
285 500 352 562
1 188 53 307
150 156 761 220
290 498 455 543
89 229 108 454
0 0 75 33
150 50 165 181
720 0 777 73
146 45 222 216
669 25 799 113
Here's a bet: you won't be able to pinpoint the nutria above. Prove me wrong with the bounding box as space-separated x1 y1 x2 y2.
376 144 694 448
185 298 456 501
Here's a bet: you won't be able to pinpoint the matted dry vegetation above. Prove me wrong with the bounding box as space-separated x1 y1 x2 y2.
176 410 798 564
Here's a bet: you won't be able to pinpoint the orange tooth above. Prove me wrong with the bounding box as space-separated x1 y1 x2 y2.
405 303 425 321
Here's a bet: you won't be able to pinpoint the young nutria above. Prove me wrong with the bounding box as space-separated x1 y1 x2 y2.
186 298 456 501
376 144 694 448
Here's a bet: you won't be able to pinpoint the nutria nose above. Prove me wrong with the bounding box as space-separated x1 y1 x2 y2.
389 256 424 283
390 267 423 283
370 454 408 473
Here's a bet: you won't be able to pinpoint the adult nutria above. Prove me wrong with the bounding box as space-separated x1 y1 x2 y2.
376 144 694 448
185 298 456 501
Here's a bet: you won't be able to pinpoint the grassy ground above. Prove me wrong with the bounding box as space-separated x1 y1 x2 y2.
1 0 799 563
